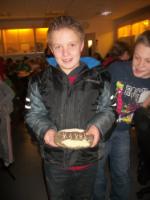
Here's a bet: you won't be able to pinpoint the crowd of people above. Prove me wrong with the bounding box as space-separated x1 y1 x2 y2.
0 55 47 166
0 15 150 200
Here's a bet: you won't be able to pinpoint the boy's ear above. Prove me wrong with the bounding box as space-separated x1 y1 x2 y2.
48 45 53 54
81 41 84 52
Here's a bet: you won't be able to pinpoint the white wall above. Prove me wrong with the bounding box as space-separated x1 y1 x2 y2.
86 16 114 57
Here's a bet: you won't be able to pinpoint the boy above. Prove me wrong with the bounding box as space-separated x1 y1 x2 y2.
94 30 150 200
25 16 116 200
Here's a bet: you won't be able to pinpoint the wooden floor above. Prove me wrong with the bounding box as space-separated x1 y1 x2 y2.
0 118 47 200
0 114 150 200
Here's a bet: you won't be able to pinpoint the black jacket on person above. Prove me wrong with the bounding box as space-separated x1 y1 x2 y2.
25 60 116 168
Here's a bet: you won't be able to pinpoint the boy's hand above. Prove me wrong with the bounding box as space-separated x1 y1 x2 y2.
85 125 100 147
44 129 58 147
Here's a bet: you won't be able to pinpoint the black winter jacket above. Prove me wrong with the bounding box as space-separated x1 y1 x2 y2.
25 62 116 168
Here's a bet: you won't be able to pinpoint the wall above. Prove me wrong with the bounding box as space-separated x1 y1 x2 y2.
96 32 113 57
86 5 150 57
87 16 114 57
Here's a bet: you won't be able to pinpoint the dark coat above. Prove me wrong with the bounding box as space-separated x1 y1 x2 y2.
25 62 116 168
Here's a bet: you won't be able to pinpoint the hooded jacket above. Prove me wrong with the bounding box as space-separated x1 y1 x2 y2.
25 57 116 168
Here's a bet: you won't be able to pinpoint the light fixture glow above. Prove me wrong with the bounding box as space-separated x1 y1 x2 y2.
101 10 112 16
88 40 93 48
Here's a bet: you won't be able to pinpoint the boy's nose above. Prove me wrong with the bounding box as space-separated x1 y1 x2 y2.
62 47 69 56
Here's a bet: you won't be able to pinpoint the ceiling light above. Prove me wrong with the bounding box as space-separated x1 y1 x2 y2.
101 10 112 16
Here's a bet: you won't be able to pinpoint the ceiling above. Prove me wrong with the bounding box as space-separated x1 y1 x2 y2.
0 0 150 21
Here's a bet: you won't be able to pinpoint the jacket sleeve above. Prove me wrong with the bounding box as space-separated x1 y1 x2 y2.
87 80 117 141
25 78 57 143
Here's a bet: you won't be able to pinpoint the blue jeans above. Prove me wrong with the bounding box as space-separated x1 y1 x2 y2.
94 129 130 200
44 160 98 200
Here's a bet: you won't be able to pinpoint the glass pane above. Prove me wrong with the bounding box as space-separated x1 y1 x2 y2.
0 30 3 54
117 19 150 39
3 29 19 54
3 28 35 54
118 25 131 38
35 28 48 52
132 19 150 36
18 29 34 53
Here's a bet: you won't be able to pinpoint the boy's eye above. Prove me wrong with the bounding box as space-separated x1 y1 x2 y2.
146 59 150 64
134 55 140 60
69 43 76 47
53 45 61 50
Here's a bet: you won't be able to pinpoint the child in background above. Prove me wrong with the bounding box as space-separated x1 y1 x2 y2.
94 30 150 200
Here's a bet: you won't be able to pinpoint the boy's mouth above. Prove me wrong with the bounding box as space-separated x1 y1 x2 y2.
62 58 73 63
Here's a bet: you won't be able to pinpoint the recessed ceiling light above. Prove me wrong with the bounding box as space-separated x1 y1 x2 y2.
101 10 112 16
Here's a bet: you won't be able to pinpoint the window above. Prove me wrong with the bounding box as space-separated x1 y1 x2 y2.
35 28 48 52
117 19 150 39
0 30 3 54
2 28 34 54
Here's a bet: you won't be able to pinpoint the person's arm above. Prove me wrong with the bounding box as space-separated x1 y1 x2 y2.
86 80 116 146
0 81 15 105
25 78 57 145
0 81 15 114
142 95 150 108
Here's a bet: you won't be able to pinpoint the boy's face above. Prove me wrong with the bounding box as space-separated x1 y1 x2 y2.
132 43 150 79
49 28 84 74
